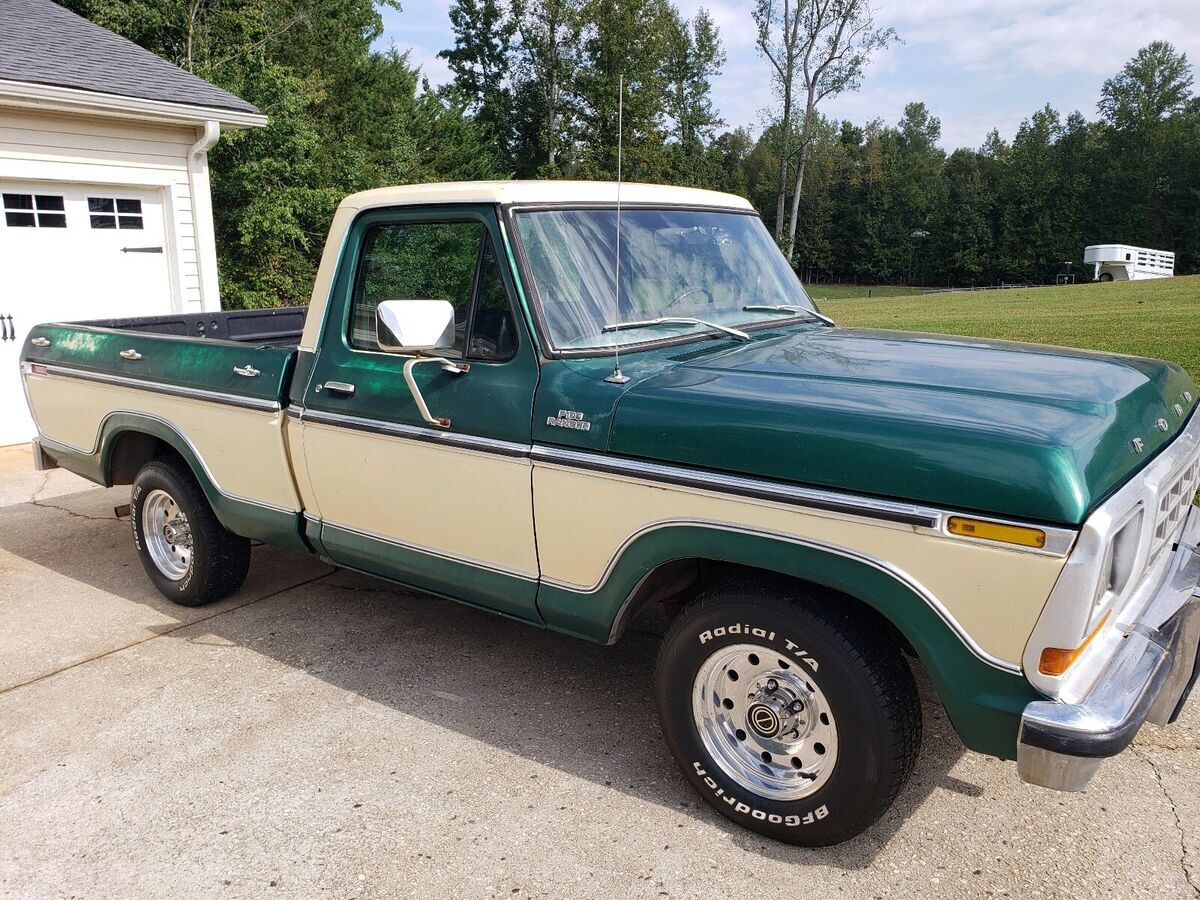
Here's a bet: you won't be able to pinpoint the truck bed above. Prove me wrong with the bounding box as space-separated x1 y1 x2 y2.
21 307 308 529
79 307 307 348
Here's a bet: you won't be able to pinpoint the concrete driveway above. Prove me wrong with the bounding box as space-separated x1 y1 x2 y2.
1 443 1199 899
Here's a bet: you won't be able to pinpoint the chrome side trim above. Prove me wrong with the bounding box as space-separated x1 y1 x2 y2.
38 410 299 516
298 408 531 460
543 517 1022 673
532 445 940 528
35 364 281 413
316 517 539 582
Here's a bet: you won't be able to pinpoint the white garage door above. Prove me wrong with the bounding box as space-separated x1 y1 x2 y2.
0 182 171 447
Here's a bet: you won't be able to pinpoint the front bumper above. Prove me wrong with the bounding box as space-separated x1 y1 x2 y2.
1017 504 1200 791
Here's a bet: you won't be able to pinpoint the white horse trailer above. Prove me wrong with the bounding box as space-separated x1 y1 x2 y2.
1084 244 1175 282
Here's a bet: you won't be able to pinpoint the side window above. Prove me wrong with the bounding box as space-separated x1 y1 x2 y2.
351 221 482 355
349 219 518 362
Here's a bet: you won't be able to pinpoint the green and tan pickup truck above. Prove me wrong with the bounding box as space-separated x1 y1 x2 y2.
20 181 1200 845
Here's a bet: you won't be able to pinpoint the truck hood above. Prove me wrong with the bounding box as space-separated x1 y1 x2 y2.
608 328 1198 524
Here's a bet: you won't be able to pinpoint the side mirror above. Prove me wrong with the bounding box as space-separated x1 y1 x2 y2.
375 299 456 352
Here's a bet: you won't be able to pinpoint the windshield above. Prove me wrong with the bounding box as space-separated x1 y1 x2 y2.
513 207 818 350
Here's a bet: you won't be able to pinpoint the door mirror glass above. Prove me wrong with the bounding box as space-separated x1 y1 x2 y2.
375 299 457 352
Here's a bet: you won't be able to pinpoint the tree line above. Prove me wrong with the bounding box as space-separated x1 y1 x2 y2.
63 0 1200 307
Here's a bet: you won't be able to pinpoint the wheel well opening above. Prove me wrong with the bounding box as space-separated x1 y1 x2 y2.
106 432 185 486
611 559 917 659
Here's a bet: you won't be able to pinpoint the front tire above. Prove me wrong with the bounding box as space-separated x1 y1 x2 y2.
655 581 921 846
131 458 250 606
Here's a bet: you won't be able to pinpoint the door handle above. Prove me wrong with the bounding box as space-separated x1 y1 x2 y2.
0 315 11 342
402 357 469 429
119 348 143 361
318 380 356 396
121 246 164 254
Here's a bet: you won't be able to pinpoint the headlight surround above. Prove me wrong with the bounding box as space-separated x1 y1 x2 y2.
1090 506 1144 626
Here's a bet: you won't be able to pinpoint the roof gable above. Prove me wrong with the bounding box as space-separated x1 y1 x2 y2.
0 0 261 117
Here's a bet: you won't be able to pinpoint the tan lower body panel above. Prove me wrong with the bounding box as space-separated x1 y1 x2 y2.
293 420 538 578
533 464 1066 666
24 373 301 511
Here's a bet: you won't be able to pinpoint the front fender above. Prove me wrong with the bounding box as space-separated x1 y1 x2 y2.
535 522 1041 759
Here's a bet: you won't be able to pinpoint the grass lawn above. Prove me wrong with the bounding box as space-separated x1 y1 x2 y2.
806 284 925 301
819 275 1200 384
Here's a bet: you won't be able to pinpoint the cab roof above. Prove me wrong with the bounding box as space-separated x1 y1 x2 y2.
340 180 755 212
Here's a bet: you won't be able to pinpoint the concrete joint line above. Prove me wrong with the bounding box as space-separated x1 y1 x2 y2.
0 567 337 698
1135 747 1200 898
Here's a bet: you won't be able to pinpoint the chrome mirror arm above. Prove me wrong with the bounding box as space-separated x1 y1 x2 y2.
402 356 470 429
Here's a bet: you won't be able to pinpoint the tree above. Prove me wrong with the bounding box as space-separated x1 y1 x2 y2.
1098 41 1193 131
511 0 585 171
754 0 897 260
440 0 519 163
662 8 726 183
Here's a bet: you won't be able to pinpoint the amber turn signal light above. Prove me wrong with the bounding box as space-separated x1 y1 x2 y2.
1038 612 1110 676
946 516 1047 549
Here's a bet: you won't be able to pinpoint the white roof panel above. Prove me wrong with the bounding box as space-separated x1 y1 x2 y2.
341 180 755 212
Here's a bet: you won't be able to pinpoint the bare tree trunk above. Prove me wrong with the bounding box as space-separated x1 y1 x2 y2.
785 96 816 261
774 99 790 241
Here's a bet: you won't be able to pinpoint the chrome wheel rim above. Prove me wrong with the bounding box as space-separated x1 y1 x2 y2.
692 643 838 801
142 489 192 581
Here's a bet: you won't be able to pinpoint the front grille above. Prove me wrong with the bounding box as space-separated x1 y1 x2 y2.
1153 452 1200 553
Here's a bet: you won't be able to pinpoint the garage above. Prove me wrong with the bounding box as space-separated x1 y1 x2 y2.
0 0 265 446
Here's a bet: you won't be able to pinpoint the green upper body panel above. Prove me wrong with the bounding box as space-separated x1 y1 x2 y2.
603 325 1198 525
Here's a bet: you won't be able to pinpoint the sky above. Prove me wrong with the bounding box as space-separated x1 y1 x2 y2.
375 0 1200 151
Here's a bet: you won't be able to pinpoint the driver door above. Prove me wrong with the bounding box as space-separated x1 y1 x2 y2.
294 205 541 620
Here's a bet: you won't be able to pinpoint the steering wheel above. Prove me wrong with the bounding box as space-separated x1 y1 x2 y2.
666 286 714 309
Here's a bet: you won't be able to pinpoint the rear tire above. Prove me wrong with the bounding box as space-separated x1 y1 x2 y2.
131 458 250 606
655 580 921 846
1098 272 1114 282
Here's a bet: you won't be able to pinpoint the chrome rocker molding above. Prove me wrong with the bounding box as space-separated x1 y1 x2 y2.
1018 504 1200 791
292 406 529 459
26 363 281 413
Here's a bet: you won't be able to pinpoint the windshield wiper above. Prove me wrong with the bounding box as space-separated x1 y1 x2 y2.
743 305 836 326
601 317 751 342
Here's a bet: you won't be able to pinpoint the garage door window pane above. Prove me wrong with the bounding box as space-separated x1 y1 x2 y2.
4 193 64 228
88 197 142 230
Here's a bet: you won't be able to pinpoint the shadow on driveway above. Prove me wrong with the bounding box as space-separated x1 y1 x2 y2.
0 484 982 867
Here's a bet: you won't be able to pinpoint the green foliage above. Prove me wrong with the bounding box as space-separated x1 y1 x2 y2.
60 0 1200 302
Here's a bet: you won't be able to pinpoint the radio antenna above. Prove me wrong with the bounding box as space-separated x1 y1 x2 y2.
605 74 630 385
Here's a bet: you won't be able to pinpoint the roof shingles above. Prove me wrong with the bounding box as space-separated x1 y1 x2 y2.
0 0 261 116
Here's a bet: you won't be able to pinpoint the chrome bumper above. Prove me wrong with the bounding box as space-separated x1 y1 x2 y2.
1017 505 1200 791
